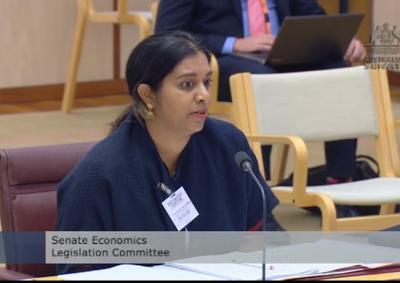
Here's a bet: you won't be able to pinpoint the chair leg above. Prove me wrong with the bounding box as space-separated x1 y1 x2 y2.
61 0 89 113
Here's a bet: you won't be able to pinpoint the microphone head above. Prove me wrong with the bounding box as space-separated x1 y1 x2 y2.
234 151 252 172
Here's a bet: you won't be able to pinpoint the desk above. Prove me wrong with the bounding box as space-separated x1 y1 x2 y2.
33 276 59 281
33 264 400 281
332 272 400 281
38 234 400 280
288 263 400 281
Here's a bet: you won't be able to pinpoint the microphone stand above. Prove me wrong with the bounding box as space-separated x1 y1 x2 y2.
243 163 267 281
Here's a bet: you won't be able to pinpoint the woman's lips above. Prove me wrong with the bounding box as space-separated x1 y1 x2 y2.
191 111 207 119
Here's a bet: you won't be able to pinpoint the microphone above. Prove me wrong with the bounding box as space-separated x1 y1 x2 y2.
234 151 267 281
234 151 267 231
234 151 253 172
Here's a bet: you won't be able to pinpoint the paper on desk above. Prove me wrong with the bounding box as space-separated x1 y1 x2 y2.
59 264 221 281
166 263 262 280
169 262 362 280
265 239 400 263
58 263 392 280
244 263 379 280
280 263 392 280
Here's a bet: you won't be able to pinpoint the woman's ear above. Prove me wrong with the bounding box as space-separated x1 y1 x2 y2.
137 83 155 107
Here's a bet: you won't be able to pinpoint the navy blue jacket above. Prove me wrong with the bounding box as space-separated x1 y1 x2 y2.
155 0 325 55
57 117 278 233
56 117 280 274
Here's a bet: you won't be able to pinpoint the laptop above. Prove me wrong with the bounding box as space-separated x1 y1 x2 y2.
233 13 364 66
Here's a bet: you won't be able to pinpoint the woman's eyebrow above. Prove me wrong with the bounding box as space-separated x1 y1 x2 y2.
175 72 197 79
176 70 212 79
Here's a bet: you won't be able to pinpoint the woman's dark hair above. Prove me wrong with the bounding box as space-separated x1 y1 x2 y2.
110 31 211 132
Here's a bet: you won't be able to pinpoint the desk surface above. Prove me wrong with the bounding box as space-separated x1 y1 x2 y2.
33 276 59 281
36 272 400 281
331 272 400 280
33 264 400 281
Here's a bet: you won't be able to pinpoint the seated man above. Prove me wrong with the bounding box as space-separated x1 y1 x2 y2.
155 0 366 182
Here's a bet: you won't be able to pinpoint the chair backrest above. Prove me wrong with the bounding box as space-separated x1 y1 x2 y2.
230 67 399 177
85 0 152 38
88 0 129 15
87 0 134 19
249 66 379 141
0 142 96 277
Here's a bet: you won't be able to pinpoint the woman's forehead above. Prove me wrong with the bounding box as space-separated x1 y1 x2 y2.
170 53 211 78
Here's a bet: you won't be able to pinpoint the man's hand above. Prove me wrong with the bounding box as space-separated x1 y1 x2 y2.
344 38 367 64
234 34 275 53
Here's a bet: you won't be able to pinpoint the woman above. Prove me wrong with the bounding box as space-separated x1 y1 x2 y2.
56 31 281 273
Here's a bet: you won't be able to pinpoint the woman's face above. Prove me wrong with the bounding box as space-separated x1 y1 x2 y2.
151 52 212 137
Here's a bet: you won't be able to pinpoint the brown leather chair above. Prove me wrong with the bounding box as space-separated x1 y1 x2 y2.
0 142 96 279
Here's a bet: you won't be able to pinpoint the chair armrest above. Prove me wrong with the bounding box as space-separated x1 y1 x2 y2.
0 267 32 280
246 135 309 199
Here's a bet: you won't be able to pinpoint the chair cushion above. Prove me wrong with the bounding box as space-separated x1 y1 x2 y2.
273 178 400 205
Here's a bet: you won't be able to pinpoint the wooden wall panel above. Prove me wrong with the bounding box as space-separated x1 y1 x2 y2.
349 0 372 44
0 0 113 89
317 0 340 14
318 0 372 44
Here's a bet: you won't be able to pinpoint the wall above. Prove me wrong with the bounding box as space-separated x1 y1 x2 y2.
373 0 400 79
4 0 399 99
373 0 400 28
1 0 112 88
0 0 151 90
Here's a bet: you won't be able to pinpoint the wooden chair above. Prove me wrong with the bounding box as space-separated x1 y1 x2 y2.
62 0 152 113
230 66 400 231
208 55 234 122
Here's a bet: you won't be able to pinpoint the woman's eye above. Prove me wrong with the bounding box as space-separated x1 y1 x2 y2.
204 79 212 89
180 81 194 89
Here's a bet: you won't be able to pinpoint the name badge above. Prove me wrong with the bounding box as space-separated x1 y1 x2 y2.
162 186 199 231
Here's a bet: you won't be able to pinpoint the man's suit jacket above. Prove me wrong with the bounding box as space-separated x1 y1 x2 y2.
155 0 325 55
